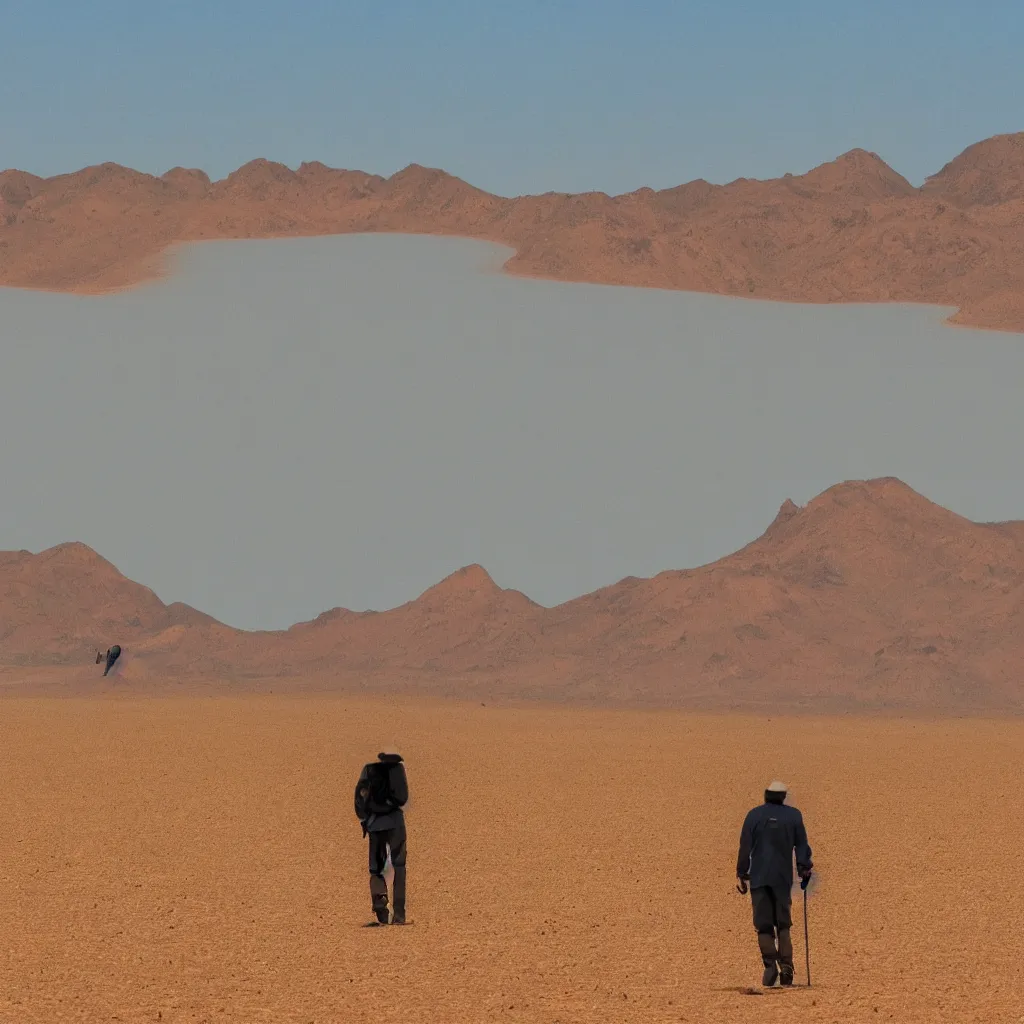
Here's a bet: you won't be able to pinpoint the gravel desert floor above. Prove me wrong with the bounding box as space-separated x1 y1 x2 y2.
0 695 1021 1024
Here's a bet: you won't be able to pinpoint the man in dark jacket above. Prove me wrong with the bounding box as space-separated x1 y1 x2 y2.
736 780 813 987
355 752 409 925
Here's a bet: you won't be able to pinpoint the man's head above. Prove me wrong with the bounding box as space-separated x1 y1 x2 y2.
764 780 788 805
378 751 403 764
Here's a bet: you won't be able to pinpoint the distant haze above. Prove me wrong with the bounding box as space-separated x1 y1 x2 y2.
1 234 1023 630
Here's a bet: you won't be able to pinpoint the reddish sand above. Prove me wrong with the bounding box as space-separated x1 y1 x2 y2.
0 696 1020 1023
2 133 1024 332
3 477 1023 711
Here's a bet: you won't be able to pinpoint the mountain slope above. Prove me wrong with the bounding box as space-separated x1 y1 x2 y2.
3 134 1024 332
0 542 217 665
3 478 1023 710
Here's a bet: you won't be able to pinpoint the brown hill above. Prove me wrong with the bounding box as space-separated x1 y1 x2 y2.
3 478 1023 710
2 134 1024 331
0 542 217 666
922 132 1024 206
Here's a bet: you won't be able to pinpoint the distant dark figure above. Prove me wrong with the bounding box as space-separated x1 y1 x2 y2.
354 752 408 925
736 780 813 987
102 645 122 677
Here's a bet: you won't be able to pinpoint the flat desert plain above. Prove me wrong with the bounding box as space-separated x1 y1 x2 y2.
1 696 1021 1024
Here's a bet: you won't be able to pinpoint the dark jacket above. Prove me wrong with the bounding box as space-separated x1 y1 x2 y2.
355 760 408 834
736 801 813 894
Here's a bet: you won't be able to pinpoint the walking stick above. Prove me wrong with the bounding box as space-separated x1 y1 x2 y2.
803 886 811 986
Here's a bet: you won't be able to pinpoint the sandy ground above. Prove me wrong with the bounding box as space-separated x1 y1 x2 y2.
0 696 1021 1023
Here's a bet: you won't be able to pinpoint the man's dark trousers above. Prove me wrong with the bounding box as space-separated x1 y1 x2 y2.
751 886 793 969
368 816 407 923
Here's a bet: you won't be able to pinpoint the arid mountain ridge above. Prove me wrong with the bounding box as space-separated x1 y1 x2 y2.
3 477 1023 711
2 133 1024 332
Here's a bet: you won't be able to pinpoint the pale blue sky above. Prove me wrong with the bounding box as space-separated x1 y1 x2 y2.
2 0 1020 195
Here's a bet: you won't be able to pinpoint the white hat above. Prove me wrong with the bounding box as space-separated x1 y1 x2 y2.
766 780 788 793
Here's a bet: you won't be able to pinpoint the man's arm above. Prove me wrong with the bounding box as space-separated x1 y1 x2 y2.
354 766 369 820
794 811 813 877
736 810 754 880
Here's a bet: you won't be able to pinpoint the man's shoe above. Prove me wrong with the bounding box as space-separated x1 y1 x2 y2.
762 962 779 987
779 964 794 986
370 897 389 929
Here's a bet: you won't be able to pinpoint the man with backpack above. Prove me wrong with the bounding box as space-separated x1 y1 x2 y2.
735 780 813 987
354 751 409 925
96 645 122 676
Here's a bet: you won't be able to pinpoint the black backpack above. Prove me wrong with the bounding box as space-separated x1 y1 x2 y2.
354 761 395 820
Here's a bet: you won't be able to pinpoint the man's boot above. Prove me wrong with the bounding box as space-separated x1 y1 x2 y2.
391 865 407 924
777 927 794 986
758 930 779 986
370 873 389 925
